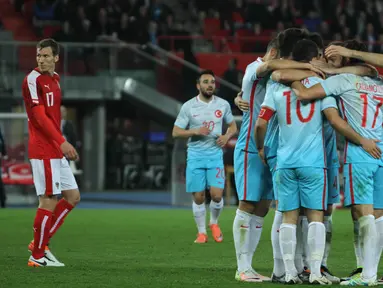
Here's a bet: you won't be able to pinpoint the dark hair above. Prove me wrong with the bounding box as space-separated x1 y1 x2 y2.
327 41 344 48
267 37 279 52
344 40 367 64
197 69 215 82
37 38 60 56
292 39 319 63
278 28 309 58
309 33 324 50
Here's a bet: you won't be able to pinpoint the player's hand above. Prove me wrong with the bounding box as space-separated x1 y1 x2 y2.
308 63 326 79
360 138 381 159
257 148 267 165
310 60 335 75
234 91 250 112
216 134 229 147
60 141 78 161
195 126 210 136
325 45 352 59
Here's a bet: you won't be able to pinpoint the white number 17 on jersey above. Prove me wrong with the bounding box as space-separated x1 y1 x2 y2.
46 92 54 107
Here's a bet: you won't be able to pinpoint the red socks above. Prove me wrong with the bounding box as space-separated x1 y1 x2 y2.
32 208 52 259
49 199 74 239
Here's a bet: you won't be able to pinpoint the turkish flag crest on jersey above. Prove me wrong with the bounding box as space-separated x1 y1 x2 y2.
215 110 222 118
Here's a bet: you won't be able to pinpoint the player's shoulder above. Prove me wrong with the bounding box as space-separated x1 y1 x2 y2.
24 69 42 83
183 96 198 107
303 76 324 87
213 95 230 106
245 58 263 72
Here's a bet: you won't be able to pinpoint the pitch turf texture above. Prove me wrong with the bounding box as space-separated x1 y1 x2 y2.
1 208 380 287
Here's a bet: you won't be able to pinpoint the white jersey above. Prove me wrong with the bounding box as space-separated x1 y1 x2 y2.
174 95 234 159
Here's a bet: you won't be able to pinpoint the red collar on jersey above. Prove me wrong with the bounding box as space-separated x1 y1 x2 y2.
34 68 60 81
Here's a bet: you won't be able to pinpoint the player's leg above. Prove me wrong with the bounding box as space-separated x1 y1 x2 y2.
295 208 306 279
277 168 302 284
373 167 383 284
341 163 378 286
232 149 271 282
266 157 285 282
248 155 272 278
49 158 80 239
299 167 331 285
187 159 208 243
28 159 63 267
320 167 340 283
206 158 225 242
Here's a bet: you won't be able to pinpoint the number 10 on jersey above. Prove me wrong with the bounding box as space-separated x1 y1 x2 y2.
46 92 54 107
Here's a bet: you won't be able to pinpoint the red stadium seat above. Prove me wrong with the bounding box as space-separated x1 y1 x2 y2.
232 12 244 24
43 25 61 38
204 18 221 38
212 30 230 52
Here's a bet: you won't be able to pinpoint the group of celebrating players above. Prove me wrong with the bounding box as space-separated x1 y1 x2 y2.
173 28 383 286
20 28 383 286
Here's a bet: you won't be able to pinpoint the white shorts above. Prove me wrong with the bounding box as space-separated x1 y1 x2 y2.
30 157 78 196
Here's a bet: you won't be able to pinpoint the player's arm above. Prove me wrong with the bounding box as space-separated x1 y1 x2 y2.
323 108 381 159
217 120 237 147
234 91 249 112
255 107 275 164
291 81 326 101
326 45 383 68
271 69 319 84
217 102 237 147
315 64 377 78
172 104 209 138
256 59 313 78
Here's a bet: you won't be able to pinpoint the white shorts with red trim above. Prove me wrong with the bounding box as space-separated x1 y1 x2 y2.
30 157 78 196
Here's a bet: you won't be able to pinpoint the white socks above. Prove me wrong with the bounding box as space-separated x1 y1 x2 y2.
322 216 332 267
376 216 383 268
359 215 378 279
248 214 264 267
192 202 206 234
272 211 285 277
308 222 326 277
280 223 298 277
295 217 305 274
192 199 224 234
233 209 252 272
353 220 363 268
209 199 223 224
301 216 309 269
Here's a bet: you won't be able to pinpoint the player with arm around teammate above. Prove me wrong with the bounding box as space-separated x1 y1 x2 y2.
22 39 80 267
292 52 383 287
172 70 237 244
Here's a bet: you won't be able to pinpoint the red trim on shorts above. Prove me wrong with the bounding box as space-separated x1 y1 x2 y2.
322 123 327 167
243 80 259 200
349 164 355 204
340 99 348 163
43 159 53 196
322 169 327 210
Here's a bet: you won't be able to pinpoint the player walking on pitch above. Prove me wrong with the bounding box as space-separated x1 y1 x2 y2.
22 39 80 267
172 70 237 244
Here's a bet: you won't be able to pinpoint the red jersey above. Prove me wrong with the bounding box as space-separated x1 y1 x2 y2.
22 68 65 159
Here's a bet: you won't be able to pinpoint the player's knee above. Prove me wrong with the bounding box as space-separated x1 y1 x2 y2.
239 200 256 214
306 209 323 223
211 195 222 203
374 209 383 219
38 195 58 211
63 189 81 206
325 204 333 216
192 192 205 205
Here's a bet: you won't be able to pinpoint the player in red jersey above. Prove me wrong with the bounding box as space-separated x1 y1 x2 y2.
22 39 80 267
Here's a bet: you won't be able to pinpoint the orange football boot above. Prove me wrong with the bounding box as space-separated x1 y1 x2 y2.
209 224 223 242
194 233 208 243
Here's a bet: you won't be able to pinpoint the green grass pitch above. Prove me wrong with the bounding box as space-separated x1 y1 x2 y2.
0 208 380 287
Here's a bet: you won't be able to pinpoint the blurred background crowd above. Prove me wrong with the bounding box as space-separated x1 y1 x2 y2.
8 0 383 52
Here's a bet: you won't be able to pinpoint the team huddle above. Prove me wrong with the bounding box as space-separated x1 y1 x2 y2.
174 28 383 286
